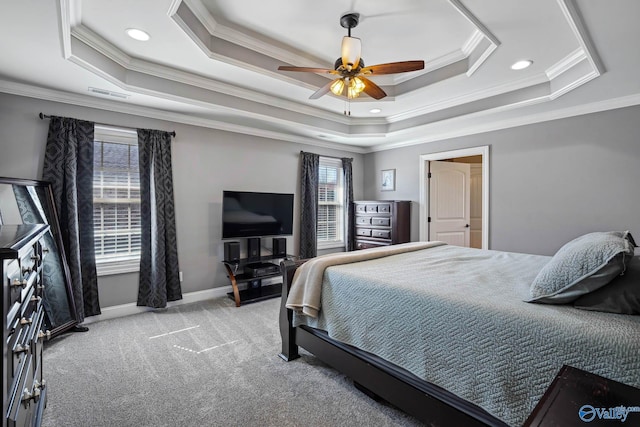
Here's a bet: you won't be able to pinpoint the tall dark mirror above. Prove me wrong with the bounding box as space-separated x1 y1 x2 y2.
0 177 78 338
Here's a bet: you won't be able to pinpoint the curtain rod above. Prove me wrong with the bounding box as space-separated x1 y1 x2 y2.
300 151 353 161
39 113 176 137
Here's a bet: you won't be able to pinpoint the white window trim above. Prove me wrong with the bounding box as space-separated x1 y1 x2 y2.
317 157 345 250
96 258 140 276
94 125 141 276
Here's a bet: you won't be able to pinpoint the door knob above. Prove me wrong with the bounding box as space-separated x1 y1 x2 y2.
465 224 470 228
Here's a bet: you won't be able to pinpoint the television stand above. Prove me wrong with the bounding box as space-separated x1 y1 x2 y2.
222 254 292 307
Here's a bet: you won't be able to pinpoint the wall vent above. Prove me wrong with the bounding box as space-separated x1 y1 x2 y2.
88 87 130 99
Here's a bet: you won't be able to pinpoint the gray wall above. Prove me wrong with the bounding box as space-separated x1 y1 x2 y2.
0 92 364 308
364 104 640 256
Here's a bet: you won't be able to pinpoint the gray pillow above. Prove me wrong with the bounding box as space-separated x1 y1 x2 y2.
573 256 640 314
526 231 635 304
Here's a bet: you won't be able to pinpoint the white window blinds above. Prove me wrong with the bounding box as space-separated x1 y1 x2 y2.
93 127 141 275
318 157 344 248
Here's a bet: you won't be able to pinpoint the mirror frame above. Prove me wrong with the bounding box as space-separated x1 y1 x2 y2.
0 176 78 337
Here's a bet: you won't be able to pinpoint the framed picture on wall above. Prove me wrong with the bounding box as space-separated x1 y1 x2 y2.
381 169 396 191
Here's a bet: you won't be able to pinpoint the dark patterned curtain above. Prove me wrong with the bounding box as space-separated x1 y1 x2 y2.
137 129 182 308
341 158 354 251
42 116 100 322
299 152 319 259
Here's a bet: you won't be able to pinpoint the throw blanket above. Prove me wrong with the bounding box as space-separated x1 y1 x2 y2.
286 241 445 317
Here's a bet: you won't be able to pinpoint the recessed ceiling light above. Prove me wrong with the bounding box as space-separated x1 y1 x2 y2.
369 108 382 114
511 60 533 70
126 28 150 41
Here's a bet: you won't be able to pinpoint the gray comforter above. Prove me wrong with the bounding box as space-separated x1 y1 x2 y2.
292 244 640 426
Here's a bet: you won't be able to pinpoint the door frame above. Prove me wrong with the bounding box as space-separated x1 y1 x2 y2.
419 146 490 249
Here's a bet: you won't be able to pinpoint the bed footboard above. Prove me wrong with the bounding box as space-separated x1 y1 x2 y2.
278 258 307 361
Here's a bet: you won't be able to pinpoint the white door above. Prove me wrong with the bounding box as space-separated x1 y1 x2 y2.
428 161 471 246
470 164 483 249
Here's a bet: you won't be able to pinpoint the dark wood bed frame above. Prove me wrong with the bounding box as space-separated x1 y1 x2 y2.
279 259 509 427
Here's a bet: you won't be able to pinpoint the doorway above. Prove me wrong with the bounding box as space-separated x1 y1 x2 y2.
419 146 489 249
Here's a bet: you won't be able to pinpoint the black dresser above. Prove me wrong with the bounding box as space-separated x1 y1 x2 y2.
2 224 49 427
353 200 411 250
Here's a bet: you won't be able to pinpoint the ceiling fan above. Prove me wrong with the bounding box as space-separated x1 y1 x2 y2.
278 13 425 102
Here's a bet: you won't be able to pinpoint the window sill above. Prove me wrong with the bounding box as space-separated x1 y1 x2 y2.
317 241 345 250
96 258 140 276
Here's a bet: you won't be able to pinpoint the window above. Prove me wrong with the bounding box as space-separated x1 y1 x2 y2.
318 157 344 249
93 126 141 275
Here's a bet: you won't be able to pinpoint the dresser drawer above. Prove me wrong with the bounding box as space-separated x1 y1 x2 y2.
356 228 372 237
355 240 389 250
355 216 371 225
19 245 38 277
8 291 39 387
6 259 26 308
371 217 390 226
2 224 50 427
30 306 46 385
7 354 38 427
371 229 391 239
358 203 392 213
9 317 31 386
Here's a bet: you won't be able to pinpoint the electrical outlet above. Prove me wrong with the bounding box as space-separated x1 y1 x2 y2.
179 271 183 282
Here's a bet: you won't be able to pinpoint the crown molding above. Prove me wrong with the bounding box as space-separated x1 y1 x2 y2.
386 72 548 123
72 25 132 67
167 0 183 17
64 18 603 149
449 0 500 46
450 1 500 77
385 1 601 125
180 0 327 68
467 39 497 77
549 70 599 100
173 0 497 96
0 79 368 154
52 0 609 151
368 93 640 152
557 0 605 75
3 78 638 155
462 30 484 57
60 0 74 58
65 20 352 125
392 50 467 85
546 48 585 80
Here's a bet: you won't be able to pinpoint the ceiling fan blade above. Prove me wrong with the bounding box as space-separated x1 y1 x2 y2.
309 79 339 99
278 66 338 74
341 36 361 69
359 76 387 100
360 60 425 75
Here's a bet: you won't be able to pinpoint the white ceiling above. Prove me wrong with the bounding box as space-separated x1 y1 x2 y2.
1 0 639 152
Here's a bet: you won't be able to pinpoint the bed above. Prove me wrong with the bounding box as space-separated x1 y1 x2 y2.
278 235 640 426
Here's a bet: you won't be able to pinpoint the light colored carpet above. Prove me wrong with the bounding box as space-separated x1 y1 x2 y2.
41 297 422 427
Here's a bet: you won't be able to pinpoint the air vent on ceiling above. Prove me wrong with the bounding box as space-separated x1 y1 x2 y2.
88 87 130 99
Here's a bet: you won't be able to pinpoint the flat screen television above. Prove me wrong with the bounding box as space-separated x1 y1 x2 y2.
222 190 294 239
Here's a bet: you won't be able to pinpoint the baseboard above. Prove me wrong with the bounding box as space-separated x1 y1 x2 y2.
83 286 233 324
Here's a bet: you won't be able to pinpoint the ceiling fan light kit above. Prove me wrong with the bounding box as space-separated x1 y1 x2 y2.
341 36 362 71
277 11 425 110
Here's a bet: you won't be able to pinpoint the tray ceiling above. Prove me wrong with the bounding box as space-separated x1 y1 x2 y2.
1 0 639 152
